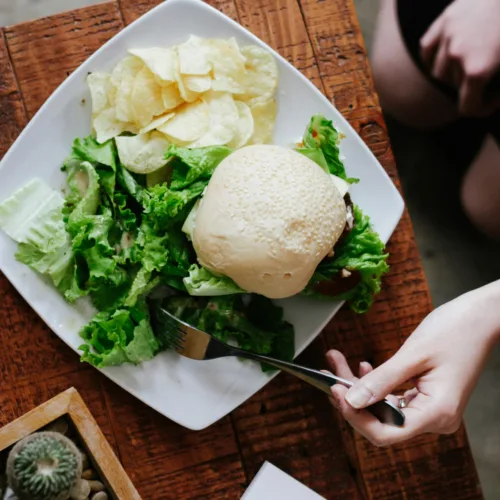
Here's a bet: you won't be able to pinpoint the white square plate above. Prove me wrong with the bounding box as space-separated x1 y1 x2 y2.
0 0 404 430
242 462 325 499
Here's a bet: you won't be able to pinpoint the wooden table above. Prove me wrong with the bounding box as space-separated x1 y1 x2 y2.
0 1 483 498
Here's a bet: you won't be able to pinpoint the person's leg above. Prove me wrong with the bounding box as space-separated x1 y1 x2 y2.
461 136 500 240
371 0 458 128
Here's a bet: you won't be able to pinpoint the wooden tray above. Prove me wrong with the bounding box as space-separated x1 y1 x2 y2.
0 387 141 500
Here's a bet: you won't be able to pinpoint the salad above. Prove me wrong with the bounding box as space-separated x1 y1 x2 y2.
0 115 388 370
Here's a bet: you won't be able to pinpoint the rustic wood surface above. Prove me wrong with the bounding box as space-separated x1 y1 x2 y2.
0 0 482 498
0 388 141 499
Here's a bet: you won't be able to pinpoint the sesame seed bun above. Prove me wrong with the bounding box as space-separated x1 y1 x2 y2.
192 145 347 298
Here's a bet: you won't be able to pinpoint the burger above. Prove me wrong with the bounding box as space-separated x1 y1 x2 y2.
182 115 388 313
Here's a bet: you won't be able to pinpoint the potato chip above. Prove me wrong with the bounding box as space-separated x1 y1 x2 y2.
206 39 245 94
93 108 130 144
115 131 170 174
111 56 144 123
128 47 177 83
184 75 212 93
238 45 278 106
107 83 117 107
87 72 111 115
131 66 166 128
161 84 184 110
175 65 200 103
158 100 209 143
177 35 211 75
190 91 239 147
139 111 176 134
227 101 254 149
249 99 277 144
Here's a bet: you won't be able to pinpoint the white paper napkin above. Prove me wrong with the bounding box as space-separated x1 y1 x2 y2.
241 461 326 500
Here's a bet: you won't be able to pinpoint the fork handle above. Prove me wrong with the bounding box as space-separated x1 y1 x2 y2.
230 348 405 427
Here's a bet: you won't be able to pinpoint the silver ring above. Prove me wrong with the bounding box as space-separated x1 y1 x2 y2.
397 397 407 409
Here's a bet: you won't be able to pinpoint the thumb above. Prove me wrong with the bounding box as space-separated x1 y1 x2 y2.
345 349 423 409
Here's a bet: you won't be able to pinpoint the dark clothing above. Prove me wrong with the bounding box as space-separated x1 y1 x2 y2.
396 0 500 142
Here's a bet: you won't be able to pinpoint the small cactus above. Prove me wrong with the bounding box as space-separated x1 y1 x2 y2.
6 431 82 500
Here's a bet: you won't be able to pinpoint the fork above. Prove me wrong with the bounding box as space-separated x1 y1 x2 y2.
150 303 405 427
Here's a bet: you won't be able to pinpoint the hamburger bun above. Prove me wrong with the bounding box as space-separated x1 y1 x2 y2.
192 145 347 298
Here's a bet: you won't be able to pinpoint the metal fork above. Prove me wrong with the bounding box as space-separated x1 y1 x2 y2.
150 304 405 427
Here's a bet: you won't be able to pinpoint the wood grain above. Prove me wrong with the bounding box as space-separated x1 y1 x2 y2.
4 2 123 119
100 378 247 499
119 0 239 25
0 30 26 159
0 0 482 499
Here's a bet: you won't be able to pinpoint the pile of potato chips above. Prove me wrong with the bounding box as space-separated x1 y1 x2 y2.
87 35 278 174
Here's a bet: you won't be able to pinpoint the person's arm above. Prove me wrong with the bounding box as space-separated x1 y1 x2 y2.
420 0 500 117
328 281 500 446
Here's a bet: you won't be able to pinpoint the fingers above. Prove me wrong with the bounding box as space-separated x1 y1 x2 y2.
333 386 437 447
420 15 445 68
404 387 419 406
326 350 356 381
344 348 425 410
358 361 373 378
432 38 453 84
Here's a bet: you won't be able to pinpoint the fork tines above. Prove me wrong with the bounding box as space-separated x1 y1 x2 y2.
151 306 186 352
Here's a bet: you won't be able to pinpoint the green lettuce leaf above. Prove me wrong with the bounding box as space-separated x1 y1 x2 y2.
71 136 116 169
294 147 329 173
166 144 232 189
306 205 389 313
142 181 205 229
0 179 83 300
64 161 100 228
0 179 67 253
302 114 358 183
65 136 117 198
79 303 159 368
124 267 160 308
183 264 245 296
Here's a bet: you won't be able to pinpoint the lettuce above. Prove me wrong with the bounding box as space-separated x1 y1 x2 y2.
183 264 245 296
0 179 67 253
165 144 232 189
303 114 358 184
306 205 389 313
294 147 329 173
79 302 159 368
0 179 82 300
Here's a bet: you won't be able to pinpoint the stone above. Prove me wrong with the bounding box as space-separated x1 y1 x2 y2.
70 479 91 500
82 469 97 480
88 480 106 493
91 492 109 500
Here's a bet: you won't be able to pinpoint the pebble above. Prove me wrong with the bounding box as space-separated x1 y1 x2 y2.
89 481 106 493
91 492 108 500
70 479 91 500
82 469 97 480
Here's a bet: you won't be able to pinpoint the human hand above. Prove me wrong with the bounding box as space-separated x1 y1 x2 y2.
420 0 500 116
327 283 500 446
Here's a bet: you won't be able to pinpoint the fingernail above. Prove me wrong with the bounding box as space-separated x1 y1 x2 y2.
346 385 373 409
